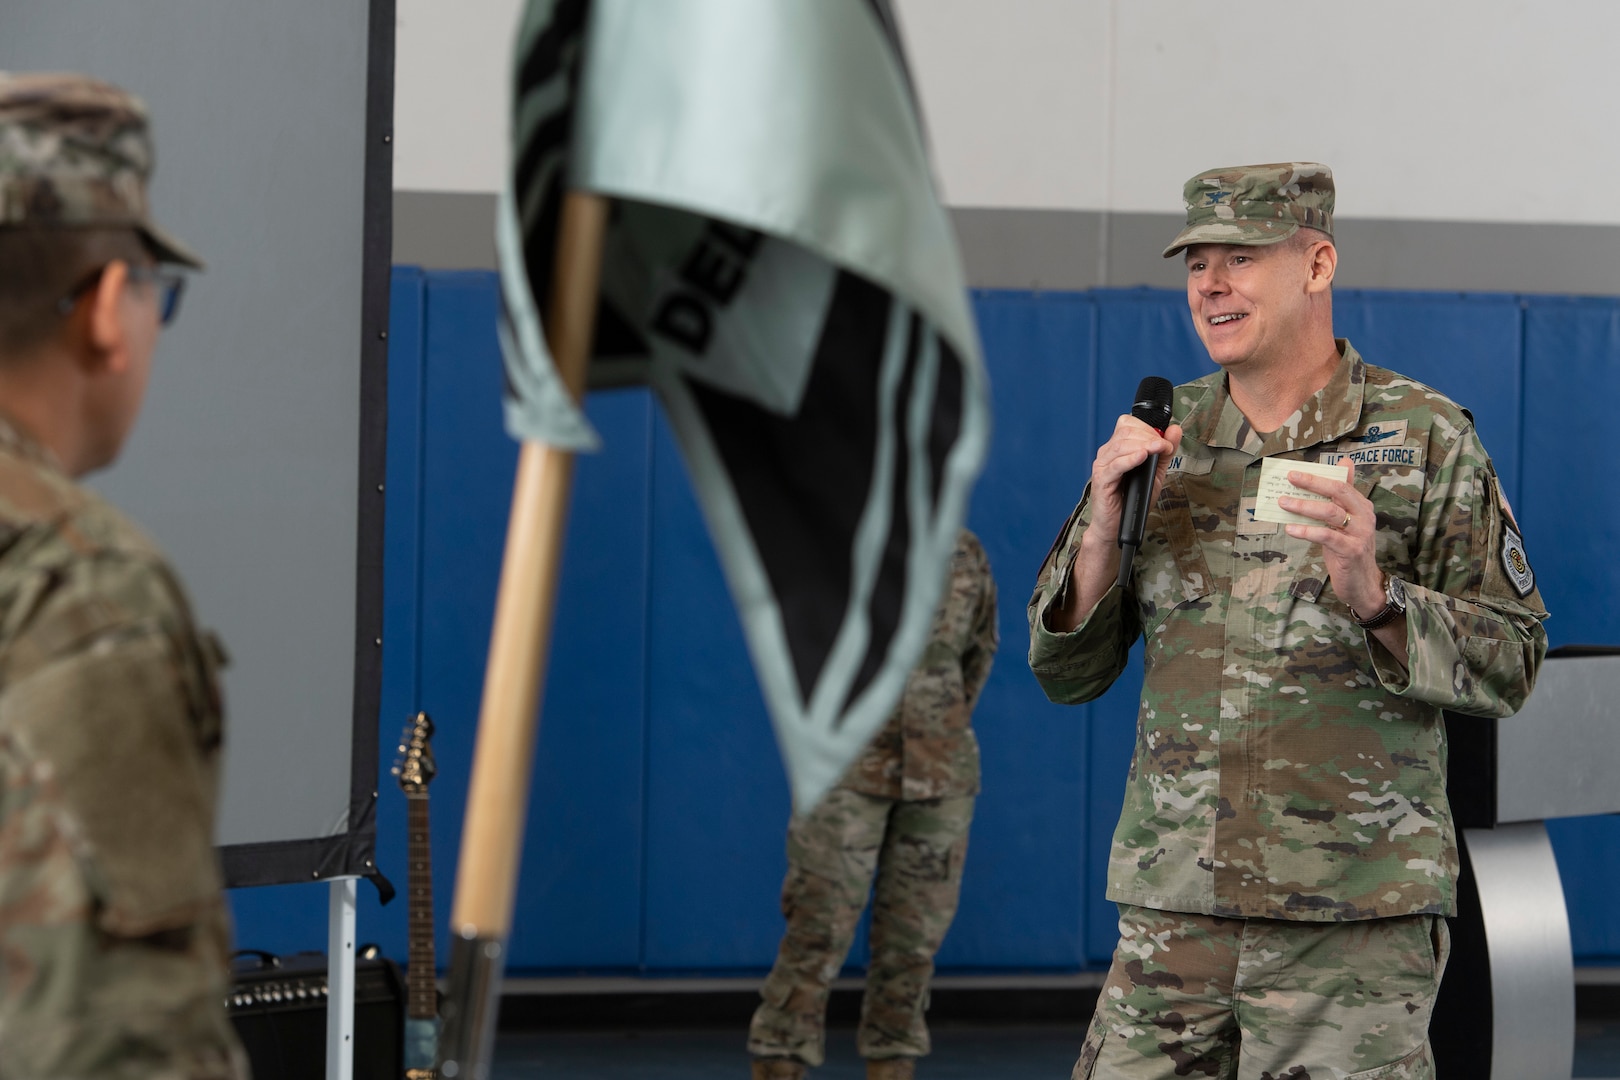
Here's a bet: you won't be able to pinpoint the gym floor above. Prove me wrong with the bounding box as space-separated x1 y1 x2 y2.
480 984 1620 1079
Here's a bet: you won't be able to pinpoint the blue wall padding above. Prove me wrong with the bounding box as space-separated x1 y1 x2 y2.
370 266 429 952
414 272 651 970
249 270 655 972
941 292 1096 970
1521 298 1620 648
1550 816 1620 961
1519 297 1620 961
1331 293 1525 503
231 275 1620 975
640 407 792 970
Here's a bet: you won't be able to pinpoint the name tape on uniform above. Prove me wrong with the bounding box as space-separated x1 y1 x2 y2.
1165 454 1214 475
1319 445 1425 469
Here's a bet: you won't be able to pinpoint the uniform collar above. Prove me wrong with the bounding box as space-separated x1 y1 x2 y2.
1181 338 1366 456
0 411 68 474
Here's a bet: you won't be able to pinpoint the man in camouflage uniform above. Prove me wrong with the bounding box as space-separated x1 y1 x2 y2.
0 73 249 1078
1029 163 1548 1079
749 529 998 1080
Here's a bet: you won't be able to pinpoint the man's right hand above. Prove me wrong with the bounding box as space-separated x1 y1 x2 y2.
1047 415 1183 632
1084 415 1184 548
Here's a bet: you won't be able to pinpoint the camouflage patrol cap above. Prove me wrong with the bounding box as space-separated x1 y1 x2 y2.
0 71 203 269
1162 162 1333 259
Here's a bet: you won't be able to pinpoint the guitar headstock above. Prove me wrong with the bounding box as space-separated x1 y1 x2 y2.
391 711 437 794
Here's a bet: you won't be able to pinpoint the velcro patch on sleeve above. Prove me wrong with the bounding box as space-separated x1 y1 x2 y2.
1501 523 1535 598
1497 479 1522 534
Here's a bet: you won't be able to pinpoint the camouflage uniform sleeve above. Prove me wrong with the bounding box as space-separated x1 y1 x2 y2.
1026 486 1142 705
0 556 243 1079
955 532 998 710
1368 423 1549 717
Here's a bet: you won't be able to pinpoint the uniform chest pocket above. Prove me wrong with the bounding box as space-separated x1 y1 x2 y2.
1362 465 1424 577
1286 467 1421 623
1135 472 1217 638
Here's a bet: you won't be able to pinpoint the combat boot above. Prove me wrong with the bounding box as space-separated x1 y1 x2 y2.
866 1058 915 1080
751 1057 807 1080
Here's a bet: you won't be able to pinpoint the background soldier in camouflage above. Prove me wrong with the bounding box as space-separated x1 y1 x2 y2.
0 73 249 1078
749 529 998 1080
1029 163 1548 1079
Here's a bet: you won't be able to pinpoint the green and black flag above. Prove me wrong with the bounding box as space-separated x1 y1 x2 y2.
499 0 989 809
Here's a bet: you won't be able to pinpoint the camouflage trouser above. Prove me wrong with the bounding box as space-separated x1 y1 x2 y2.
747 788 974 1067
1074 904 1450 1080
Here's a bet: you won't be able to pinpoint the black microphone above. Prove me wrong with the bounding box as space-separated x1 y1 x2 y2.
1116 376 1174 590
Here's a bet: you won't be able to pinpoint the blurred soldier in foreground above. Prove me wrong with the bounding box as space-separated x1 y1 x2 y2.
1030 163 1548 1078
748 529 998 1080
0 73 248 1078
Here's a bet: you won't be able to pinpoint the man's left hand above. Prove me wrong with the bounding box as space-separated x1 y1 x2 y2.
1280 470 1385 617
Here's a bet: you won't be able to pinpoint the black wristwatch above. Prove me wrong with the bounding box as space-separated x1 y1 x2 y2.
1354 575 1407 631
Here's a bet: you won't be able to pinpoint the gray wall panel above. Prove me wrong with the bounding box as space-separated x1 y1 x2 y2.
394 191 1620 296
4 2 373 850
951 209 1620 296
394 190 498 270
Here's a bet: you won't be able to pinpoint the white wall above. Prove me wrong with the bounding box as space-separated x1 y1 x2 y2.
901 0 1620 225
394 0 522 194
893 0 1114 213
396 0 1620 226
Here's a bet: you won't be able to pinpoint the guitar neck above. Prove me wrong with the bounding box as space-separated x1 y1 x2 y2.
405 793 437 1021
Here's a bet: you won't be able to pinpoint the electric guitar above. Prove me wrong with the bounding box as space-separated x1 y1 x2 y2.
392 712 439 1080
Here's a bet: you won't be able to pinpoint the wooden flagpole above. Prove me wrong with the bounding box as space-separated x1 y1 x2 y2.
438 190 608 1079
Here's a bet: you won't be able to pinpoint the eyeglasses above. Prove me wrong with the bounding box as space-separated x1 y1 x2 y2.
57 262 188 327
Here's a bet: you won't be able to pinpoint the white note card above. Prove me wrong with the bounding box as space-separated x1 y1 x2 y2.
1254 458 1352 526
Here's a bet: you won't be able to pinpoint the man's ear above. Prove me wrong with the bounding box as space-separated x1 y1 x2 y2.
1305 240 1337 295
82 259 133 375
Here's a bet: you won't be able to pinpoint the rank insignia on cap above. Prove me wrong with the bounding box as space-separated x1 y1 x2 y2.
1501 523 1535 598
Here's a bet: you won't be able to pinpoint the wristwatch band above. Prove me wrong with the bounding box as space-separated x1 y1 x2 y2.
1354 575 1406 631
1354 600 1401 630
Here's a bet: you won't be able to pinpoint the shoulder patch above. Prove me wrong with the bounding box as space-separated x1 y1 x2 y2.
1501 523 1535 599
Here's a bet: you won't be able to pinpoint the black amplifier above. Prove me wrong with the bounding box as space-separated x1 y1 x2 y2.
229 950 404 1080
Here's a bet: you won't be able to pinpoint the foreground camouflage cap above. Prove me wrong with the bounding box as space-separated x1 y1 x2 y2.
1162 161 1333 259
0 71 203 269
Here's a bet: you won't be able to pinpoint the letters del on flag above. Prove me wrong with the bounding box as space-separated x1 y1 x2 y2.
499 0 990 809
